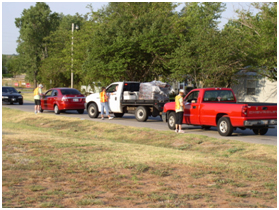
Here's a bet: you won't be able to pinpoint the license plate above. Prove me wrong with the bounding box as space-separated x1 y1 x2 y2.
73 98 79 102
12 98 16 101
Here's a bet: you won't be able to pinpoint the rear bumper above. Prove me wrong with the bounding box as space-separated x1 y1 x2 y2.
60 102 85 110
244 119 277 126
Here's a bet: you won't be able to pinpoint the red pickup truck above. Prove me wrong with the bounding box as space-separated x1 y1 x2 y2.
162 88 277 136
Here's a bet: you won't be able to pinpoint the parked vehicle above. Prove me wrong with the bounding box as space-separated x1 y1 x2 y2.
162 88 277 136
85 81 169 122
2 86 23 105
40 88 85 114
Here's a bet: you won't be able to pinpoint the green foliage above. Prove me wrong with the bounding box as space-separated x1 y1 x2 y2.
83 2 180 85
233 2 277 81
13 2 277 88
15 2 60 87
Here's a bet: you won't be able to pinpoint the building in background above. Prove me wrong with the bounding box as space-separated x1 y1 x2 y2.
232 70 277 103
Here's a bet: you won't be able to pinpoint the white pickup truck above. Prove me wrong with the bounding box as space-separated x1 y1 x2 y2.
85 81 169 122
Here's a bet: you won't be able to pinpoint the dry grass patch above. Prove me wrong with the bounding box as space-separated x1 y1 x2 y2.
2 107 277 208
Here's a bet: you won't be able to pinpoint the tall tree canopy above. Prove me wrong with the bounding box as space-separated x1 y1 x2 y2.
234 2 277 81
15 2 60 87
11 2 277 89
83 2 180 85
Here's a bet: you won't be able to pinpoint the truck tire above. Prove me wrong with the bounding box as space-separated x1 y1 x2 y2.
114 113 124 118
167 112 176 130
88 103 99 118
253 128 268 135
135 106 148 122
217 117 233 136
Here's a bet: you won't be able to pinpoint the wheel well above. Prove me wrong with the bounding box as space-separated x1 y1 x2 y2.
216 113 229 125
87 102 97 110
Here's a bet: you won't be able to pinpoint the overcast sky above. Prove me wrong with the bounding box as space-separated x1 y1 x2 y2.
2 2 257 55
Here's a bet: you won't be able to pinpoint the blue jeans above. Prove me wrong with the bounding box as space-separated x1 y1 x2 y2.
101 102 110 116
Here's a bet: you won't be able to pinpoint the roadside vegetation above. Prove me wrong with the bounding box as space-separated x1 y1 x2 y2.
2 107 277 208
4 2 276 88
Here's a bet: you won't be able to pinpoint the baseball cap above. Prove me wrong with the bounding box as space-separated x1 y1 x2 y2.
179 89 184 93
39 84 43 88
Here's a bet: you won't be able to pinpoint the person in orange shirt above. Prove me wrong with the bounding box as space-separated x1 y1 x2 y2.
100 87 113 120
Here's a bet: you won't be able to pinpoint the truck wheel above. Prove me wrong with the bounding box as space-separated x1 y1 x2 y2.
88 103 99 118
167 112 176 130
54 104 60 115
135 106 148 122
253 128 268 135
217 117 233 136
114 113 124 118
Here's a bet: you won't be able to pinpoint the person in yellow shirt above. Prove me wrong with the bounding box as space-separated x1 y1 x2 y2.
34 84 44 114
175 89 185 133
100 87 113 120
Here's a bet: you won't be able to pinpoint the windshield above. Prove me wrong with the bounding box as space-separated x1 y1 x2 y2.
2 87 18 93
60 89 81 95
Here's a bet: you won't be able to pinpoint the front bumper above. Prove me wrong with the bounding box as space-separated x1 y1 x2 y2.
2 97 23 103
244 119 277 126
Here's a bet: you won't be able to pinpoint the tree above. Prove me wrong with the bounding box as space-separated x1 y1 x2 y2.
168 2 235 87
2 55 8 74
83 2 180 85
234 2 277 81
39 13 88 89
15 2 60 87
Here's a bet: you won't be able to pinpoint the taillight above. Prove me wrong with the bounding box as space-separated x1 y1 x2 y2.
61 96 69 102
241 106 248 117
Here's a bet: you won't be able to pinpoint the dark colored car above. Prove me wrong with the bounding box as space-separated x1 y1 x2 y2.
40 88 85 114
2 86 23 105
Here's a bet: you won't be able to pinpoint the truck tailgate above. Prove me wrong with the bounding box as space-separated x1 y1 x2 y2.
246 105 277 119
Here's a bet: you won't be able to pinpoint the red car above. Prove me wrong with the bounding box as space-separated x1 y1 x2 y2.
40 88 85 114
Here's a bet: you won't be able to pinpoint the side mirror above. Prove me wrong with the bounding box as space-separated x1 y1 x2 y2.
18 91 21 93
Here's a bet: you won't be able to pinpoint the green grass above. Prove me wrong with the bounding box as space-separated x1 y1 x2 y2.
2 107 277 208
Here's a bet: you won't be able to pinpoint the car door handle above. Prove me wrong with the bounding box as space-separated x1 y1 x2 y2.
115 97 117 101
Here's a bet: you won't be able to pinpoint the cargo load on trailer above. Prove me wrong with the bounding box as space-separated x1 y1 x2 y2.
139 81 170 101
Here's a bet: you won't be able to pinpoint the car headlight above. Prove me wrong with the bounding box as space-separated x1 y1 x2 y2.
2 96 8 99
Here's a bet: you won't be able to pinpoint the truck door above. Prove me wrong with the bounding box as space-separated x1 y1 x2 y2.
106 84 122 113
184 91 200 125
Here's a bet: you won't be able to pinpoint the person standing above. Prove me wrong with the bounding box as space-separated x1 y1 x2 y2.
175 89 185 133
34 84 44 114
100 87 113 120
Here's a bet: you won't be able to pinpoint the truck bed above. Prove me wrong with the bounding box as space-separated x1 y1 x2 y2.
121 99 169 106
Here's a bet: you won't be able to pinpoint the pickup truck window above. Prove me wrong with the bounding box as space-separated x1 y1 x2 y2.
203 90 235 102
106 84 118 93
185 91 199 103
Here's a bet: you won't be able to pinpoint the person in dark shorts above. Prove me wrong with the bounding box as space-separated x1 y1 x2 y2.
175 89 185 133
34 84 43 114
